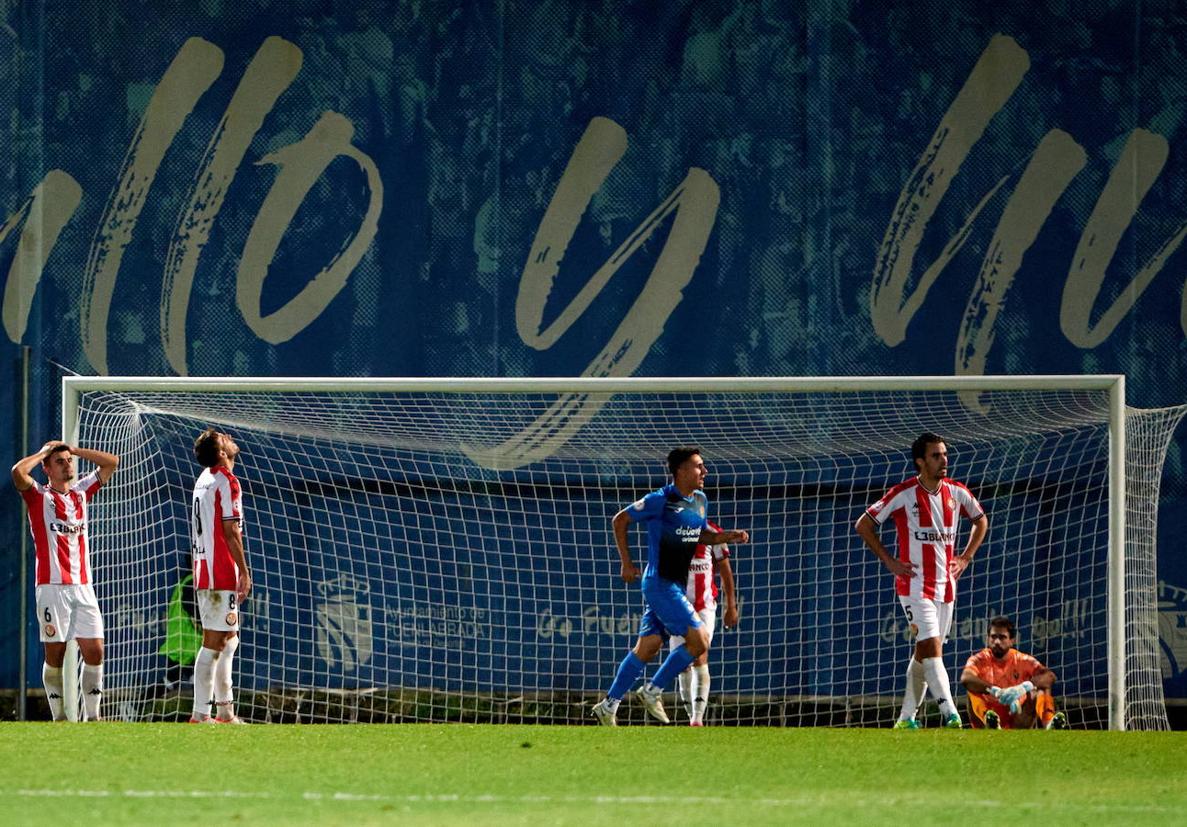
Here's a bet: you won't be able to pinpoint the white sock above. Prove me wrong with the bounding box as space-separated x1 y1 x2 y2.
43 664 64 721
900 657 927 721
693 664 710 723
922 656 957 718
192 647 218 719
213 637 239 719
81 663 104 721
677 668 695 719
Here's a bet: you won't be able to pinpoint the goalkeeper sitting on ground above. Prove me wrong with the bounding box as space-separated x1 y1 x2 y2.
960 615 1068 729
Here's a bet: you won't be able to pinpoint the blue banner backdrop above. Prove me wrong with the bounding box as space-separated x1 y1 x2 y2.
2 1 1186 699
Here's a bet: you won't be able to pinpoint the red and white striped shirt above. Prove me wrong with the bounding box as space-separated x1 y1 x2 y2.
191 466 244 590
22 471 104 586
866 477 984 603
685 520 730 612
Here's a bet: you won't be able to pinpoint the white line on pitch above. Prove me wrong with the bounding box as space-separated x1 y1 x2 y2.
5 789 1183 815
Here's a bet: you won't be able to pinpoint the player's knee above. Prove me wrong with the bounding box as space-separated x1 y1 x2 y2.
203 630 231 651
44 647 66 669
79 642 104 665
914 637 942 659
685 628 708 657
633 635 662 661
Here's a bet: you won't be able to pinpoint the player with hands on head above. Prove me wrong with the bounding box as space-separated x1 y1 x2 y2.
961 615 1067 729
12 441 119 721
592 447 749 726
189 428 251 724
855 432 988 729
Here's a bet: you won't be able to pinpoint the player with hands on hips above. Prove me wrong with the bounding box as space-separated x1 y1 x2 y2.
855 431 988 730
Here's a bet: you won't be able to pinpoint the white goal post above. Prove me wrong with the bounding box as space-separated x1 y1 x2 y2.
57 374 1182 729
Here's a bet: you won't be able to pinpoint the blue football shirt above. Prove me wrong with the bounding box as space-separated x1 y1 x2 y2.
624 483 708 583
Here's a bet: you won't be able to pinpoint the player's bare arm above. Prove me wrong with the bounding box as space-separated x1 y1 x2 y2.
948 513 988 581
700 527 749 545
11 442 119 491
10 442 57 490
1029 666 1056 691
718 556 739 629
222 517 251 600
855 512 916 578
68 445 120 483
960 667 996 695
611 508 639 583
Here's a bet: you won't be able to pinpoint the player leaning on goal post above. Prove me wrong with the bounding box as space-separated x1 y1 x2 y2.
855 432 988 729
592 447 750 726
189 428 251 724
12 441 120 721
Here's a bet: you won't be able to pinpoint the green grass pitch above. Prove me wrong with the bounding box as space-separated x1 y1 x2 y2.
1 724 1184 825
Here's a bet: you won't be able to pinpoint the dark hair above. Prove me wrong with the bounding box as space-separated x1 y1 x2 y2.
989 615 1015 638
667 446 702 477
911 432 944 466
41 443 70 465
194 428 223 468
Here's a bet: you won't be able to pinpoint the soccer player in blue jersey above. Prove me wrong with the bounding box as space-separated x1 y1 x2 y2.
592 447 750 725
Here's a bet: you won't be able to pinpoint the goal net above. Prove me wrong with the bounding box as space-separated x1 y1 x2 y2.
60 376 1185 729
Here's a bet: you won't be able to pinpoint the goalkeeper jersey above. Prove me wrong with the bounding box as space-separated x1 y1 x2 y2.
964 647 1046 691
865 476 984 602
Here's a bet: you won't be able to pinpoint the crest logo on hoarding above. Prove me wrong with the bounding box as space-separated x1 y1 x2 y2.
315 575 373 673
1158 581 1187 682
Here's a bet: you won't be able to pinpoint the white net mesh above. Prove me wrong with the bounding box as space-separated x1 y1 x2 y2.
67 380 1185 728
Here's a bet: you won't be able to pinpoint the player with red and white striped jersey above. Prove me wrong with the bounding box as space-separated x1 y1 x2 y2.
192 463 243 593
669 519 738 725
12 441 120 721
189 428 251 724
856 432 988 729
683 520 730 612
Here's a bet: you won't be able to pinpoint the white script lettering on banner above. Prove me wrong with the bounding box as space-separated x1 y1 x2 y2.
872 34 1187 409
0 38 713 423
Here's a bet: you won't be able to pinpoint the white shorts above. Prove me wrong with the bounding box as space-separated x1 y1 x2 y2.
36 584 104 642
898 595 953 643
197 590 241 632
670 607 717 649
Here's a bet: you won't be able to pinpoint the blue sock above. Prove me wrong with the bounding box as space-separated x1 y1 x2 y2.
650 646 696 691
607 652 646 700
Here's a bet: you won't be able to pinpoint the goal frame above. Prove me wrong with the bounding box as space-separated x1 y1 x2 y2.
59 374 1129 730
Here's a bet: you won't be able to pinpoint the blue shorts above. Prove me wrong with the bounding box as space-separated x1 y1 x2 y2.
639 576 702 639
